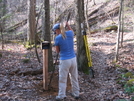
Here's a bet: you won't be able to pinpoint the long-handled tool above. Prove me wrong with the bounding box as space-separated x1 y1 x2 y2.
48 53 59 88
48 12 71 88
65 12 71 28
83 30 94 78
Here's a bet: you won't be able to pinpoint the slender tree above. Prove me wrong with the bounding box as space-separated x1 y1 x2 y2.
27 0 36 44
27 0 41 63
85 0 91 36
129 1 134 39
115 0 123 61
42 0 53 71
0 0 7 49
120 0 124 48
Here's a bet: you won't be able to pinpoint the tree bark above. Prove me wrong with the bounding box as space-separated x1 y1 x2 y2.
120 0 124 48
75 0 89 74
27 0 36 44
85 0 91 35
0 0 7 49
115 0 123 62
42 0 53 72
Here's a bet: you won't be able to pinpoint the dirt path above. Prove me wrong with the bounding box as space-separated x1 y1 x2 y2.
0 32 134 101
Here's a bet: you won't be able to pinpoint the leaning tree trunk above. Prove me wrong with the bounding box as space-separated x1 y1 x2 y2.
27 0 36 44
115 0 123 62
42 0 53 71
75 0 89 74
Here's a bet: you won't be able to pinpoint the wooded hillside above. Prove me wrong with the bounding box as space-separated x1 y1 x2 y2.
0 0 134 101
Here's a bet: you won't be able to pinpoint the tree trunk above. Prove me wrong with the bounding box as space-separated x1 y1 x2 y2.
27 0 36 44
0 0 7 49
0 24 4 49
42 0 53 72
93 0 96 5
115 0 123 62
85 0 91 35
75 0 89 74
120 0 124 48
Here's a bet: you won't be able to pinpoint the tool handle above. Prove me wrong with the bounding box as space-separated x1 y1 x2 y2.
66 12 71 22
65 12 71 28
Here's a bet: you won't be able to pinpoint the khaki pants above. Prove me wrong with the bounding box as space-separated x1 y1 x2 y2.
58 57 79 98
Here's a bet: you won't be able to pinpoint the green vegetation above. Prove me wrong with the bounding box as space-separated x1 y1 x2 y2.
122 72 134 78
23 41 35 50
90 29 100 34
116 99 127 101
117 68 128 73
0 13 12 21
124 83 134 94
117 71 134 95
22 58 30 63
0 53 2 57
4 40 23 44
115 64 120 67
16 31 23 35
103 25 118 32
130 96 134 101
90 25 118 34
7 48 12 51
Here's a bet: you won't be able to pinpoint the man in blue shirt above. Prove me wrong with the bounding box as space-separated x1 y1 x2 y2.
52 22 79 101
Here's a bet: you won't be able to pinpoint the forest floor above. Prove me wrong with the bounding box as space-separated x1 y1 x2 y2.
0 31 134 101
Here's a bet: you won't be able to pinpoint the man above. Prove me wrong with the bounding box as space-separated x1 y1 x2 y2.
52 22 79 101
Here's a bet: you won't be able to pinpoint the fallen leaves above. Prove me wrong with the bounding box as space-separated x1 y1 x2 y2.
0 31 134 100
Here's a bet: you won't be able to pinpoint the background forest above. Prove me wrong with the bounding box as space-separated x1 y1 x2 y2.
0 0 134 101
